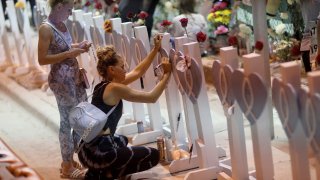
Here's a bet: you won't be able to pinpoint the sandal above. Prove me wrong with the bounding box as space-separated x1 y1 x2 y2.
59 161 84 173
73 161 84 170
60 168 86 179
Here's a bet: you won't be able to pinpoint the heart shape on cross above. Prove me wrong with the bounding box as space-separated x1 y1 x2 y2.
120 34 131 71
67 20 84 44
130 38 147 66
105 31 115 46
272 78 299 138
212 60 235 106
154 48 169 77
231 70 267 124
90 26 103 49
298 88 320 159
171 52 202 104
170 49 184 94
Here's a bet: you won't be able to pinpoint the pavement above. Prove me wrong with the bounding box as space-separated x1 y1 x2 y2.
0 30 318 179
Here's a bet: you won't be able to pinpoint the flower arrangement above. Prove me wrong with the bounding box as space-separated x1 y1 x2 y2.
152 0 179 34
273 38 300 62
160 20 172 32
207 0 232 37
103 19 112 33
275 23 287 35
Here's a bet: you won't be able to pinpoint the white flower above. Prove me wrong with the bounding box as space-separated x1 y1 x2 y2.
135 19 145 26
267 28 277 38
275 23 286 35
165 2 173 11
280 12 288 20
287 0 293 5
239 24 252 38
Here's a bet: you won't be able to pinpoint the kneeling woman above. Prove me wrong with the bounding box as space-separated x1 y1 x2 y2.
78 35 171 179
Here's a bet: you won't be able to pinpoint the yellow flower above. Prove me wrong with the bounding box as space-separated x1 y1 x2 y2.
207 13 215 23
103 20 112 33
221 9 232 16
214 17 230 25
15 1 25 9
215 9 232 17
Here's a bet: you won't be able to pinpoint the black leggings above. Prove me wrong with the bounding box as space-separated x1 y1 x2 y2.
78 134 159 179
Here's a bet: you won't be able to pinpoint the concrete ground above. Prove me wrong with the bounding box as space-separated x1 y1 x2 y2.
0 30 318 179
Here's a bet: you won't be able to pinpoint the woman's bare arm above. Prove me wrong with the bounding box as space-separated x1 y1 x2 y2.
105 73 170 105
38 24 85 65
122 35 162 85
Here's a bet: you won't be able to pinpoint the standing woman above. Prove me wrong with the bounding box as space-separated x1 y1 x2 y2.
37 0 91 178
77 35 171 179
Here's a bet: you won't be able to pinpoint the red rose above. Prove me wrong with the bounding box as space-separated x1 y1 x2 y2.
196 31 207 43
113 6 119 13
84 1 91 6
126 12 135 19
94 2 102 10
228 36 238 46
255 41 264 51
138 11 149 20
290 44 301 57
160 20 172 27
179 18 188 28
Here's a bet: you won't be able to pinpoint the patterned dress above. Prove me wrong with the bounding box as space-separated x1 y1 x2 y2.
46 21 87 162
78 82 159 179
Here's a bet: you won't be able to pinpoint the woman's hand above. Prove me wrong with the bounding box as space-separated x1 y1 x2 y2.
153 34 163 51
161 57 171 75
66 48 86 58
79 40 92 52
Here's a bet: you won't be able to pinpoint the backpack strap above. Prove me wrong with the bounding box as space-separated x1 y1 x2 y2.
43 21 71 49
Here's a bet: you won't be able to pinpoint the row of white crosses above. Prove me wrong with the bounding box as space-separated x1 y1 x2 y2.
58 7 230 179
0 2 272 179
5 1 320 180
273 62 320 180
0 0 28 75
0 0 48 90
0 0 11 69
213 46 320 180
213 48 274 180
